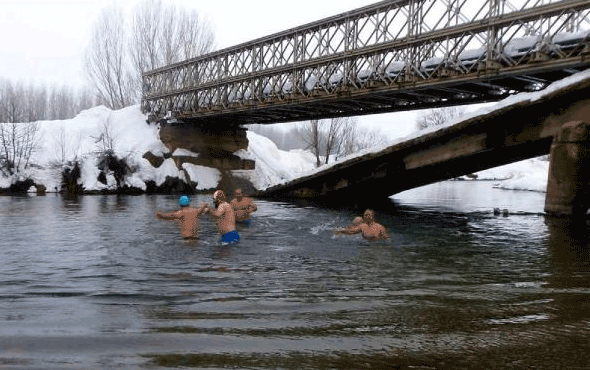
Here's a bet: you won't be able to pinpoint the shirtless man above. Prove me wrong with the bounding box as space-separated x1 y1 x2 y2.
334 216 363 235
337 209 390 240
204 190 240 244
156 195 207 239
231 188 257 225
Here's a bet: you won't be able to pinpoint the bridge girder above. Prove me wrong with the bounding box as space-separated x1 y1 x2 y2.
259 75 590 204
142 0 590 124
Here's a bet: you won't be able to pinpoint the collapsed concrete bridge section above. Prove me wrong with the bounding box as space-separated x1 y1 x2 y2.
260 73 590 217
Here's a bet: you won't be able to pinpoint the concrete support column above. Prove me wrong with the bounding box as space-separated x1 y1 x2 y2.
544 121 590 217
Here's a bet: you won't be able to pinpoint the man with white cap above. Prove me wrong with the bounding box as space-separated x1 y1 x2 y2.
156 195 208 239
204 190 240 244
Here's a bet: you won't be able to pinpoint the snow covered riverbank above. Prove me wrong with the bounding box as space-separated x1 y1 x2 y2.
7 61 587 196
0 105 317 194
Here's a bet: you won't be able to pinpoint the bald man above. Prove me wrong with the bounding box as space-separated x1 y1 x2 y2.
204 190 240 244
334 216 364 235
337 209 390 240
231 188 257 225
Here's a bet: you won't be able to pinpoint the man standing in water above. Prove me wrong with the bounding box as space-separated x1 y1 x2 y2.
334 216 364 235
336 209 390 240
204 190 240 244
231 188 257 225
156 195 208 239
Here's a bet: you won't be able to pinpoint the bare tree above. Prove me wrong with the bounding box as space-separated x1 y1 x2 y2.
121 0 215 103
85 6 135 109
0 121 39 175
0 80 8 123
324 117 356 164
76 88 98 114
52 124 82 164
298 119 323 167
91 114 117 154
48 85 77 120
0 78 7 123
85 1 215 108
279 126 307 150
416 106 465 130
19 122 39 170
0 124 11 175
23 82 49 122
298 117 387 166
1 81 25 124
340 124 387 158
129 0 162 76
0 78 98 123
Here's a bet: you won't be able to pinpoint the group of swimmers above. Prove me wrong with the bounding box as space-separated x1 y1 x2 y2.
156 188 389 243
155 188 257 244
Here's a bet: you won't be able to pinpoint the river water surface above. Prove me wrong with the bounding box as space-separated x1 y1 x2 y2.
1 181 589 369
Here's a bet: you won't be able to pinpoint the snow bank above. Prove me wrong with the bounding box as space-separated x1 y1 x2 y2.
489 158 549 192
1 104 319 193
233 131 317 189
182 163 221 190
34 105 167 168
31 105 171 192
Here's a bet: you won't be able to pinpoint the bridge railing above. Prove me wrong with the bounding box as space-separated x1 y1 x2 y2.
142 0 590 119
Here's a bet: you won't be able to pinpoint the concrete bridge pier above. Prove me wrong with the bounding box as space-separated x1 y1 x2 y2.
544 121 590 217
155 121 257 193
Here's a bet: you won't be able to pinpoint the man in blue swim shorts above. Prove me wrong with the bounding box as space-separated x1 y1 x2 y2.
204 190 240 244
220 229 240 244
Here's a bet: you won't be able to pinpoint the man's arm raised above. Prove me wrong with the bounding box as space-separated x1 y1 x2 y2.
206 203 226 219
156 210 181 220
196 204 209 217
335 225 362 235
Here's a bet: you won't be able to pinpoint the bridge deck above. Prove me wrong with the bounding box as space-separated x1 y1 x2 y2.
258 70 590 204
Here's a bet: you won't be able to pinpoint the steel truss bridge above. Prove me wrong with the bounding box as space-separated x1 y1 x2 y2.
141 0 590 125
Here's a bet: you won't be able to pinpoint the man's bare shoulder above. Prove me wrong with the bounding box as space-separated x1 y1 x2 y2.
373 222 390 238
184 207 202 214
374 222 387 231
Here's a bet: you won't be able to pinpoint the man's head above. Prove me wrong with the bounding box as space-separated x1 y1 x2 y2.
351 216 363 227
179 195 190 207
234 188 244 200
362 209 375 224
213 190 226 206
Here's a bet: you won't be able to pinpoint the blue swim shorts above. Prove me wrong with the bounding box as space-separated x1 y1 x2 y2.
220 230 240 245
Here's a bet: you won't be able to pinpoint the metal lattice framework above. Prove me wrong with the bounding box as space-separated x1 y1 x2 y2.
142 0 590 124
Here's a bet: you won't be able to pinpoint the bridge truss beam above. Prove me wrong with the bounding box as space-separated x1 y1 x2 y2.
142 0 590 125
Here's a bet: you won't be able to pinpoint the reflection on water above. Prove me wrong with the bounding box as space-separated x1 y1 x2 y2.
0 181 589 369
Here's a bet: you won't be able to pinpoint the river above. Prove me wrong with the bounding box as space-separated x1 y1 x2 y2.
1 180 589 369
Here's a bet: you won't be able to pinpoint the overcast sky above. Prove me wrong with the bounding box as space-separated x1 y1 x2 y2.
0 0 379 87
1 0 461 137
